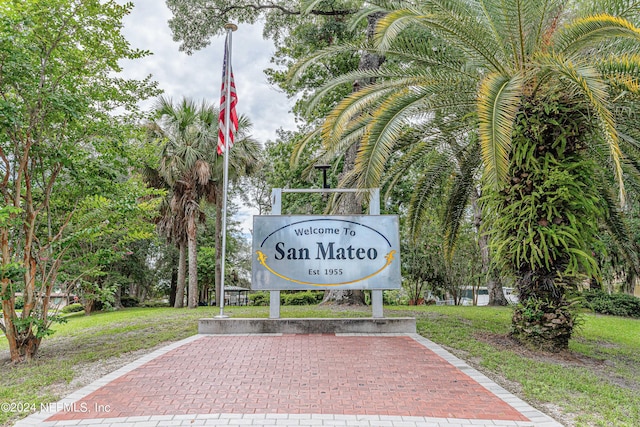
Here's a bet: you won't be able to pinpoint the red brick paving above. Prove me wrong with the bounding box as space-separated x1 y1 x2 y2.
47 335 528 421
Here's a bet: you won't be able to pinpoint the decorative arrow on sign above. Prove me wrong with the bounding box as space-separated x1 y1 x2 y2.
255 250 397 287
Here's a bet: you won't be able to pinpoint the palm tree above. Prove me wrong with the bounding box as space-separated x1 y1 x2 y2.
142 122 189 308
151 97 259 308
298 0 640 350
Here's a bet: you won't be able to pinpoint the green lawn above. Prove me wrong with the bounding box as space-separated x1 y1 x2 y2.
1 305 639 426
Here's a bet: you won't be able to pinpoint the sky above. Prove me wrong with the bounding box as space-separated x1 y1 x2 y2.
119 0 297 144
119 0 299 233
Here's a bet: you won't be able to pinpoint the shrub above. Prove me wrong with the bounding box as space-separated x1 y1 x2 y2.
140 300 170 308
281 291 323 306
120 295 140 308
383 290 409 305
249 291 269 306
61 303 84 314
14 296 24 310
249 291 324 306
583 290 640 318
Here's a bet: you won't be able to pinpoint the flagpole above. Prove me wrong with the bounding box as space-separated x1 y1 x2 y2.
216 22 237 318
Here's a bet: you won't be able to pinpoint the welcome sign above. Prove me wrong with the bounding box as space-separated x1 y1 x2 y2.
252 215 401 290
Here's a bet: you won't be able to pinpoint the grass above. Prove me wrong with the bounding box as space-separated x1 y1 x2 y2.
1 305 639 427
402 306 640 427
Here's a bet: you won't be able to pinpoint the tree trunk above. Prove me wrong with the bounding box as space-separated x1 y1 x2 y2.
323 12 385 307
174 243 186 308
511 274 575 352
21 335 42 361
199 285 209 306
187 214 198 309
324 136 366 305
187 235 198 308
321 289 366 305
1 226 22 362
486 273 508 305
169 262 178 307
501 96 601 351
84 299 95 315
114 286 122 309
1 297 21 362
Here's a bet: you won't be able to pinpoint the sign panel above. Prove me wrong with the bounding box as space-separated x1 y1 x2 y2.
252 215 401 290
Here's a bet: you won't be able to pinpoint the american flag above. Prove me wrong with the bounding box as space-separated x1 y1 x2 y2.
217 34 238 155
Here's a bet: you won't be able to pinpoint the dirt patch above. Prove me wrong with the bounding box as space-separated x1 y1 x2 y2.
470 331 640 427
474 331 607 369
46 344 167 396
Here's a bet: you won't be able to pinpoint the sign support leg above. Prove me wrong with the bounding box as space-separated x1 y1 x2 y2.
268 189 282 319
369 188 384 319
270 291 280 319
372 290 383 318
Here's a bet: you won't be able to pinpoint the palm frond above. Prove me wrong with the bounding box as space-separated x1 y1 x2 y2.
320 82 399 146
554 14 640 55
575 0 640 21
309 67 429 120
290 127 322 167
287 42 362 87
474 0 511 61
323 117 369 162
477 72 523 187
348 4 389 32
381 132 453 188
407 152 453 239
597 54 640 94
326 168 361 214
374 36 472 76
598 176 640 275
408 2 507 73
356 88 424 188
374 8 426 52
443 141 481 258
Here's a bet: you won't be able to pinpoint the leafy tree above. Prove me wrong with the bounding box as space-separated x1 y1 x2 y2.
401 193 483 306
0 0 159 362
592 196 640 294
304 0 640 350
60 178 161 314
166 0 360 54
197 199 249 305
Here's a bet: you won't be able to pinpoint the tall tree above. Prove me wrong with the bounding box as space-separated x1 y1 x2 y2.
141 135 189 308
167 1 375 304
150 97 259 308
166 0 360 54
304 0 640 350
0 0 159 362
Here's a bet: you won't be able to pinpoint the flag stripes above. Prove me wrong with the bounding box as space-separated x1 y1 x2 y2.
217 36 238 155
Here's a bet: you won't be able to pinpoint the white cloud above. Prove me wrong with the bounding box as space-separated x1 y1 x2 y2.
119 0 296 143
119 1 299 234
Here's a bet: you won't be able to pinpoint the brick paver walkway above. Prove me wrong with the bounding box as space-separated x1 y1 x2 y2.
14 333 563 427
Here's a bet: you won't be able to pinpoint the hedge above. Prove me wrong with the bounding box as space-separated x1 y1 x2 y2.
582 290 640 318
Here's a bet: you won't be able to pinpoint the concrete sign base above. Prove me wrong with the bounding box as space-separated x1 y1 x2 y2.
198 317 416 334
